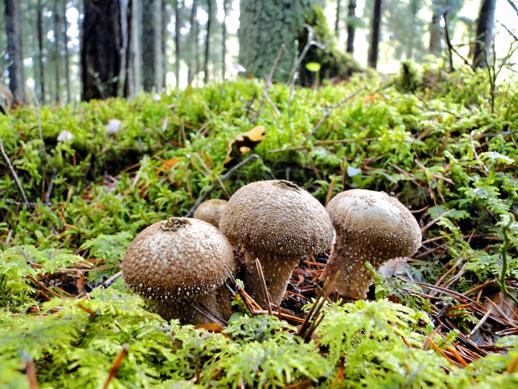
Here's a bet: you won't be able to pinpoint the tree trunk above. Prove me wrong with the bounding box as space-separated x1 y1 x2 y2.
127 0 142 97
429 10 441 55
222 0 229 80
367 0 382 69
188 0 198 85
406 0 419 60
473 0 496 68
162 0 169 89
81 0 123 101
175 0 181 87
4 0 26 105
62 1 71 102
203 0 213 84
142 0 163 91
53 0 62 104
346 0 356 54
335 0 341 37
36 0 46 103
239 0 319 81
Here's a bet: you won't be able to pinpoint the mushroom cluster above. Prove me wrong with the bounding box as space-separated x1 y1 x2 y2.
122 217 235 324
322 189 421 299
219 180 335 307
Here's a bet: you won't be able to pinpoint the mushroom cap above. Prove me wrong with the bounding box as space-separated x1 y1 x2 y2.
193 199 228 227
219 180 334 257
122 217 235 301
326 189 421 264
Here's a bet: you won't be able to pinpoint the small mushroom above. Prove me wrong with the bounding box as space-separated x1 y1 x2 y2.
322 189 421 299
193 199 228 227
219 180 334 307
122 217 236 324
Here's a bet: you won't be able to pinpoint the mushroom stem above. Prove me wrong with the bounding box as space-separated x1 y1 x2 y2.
243 250 300 307
323 248 375 300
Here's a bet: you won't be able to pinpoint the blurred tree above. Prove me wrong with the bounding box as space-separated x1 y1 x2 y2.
222 0 230 80
81 0 125 100
127 0 143 97
473 0 496 67
53 0 62 104
36 0 46 103
4 0 26 104
345 0 357 53
187 0 198 84
335 0 341 37
142 0 163 91
62 1 71 103
175 0 182 87
429 0 463 56
204 0 214 84
368 0 382 69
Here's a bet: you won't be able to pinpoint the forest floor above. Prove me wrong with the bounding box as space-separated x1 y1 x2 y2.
0 65 517 388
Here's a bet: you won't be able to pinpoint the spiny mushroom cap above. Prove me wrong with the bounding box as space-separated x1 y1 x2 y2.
326 189 421 265
193 199 228 227
122 217 235 301
219 180 334 257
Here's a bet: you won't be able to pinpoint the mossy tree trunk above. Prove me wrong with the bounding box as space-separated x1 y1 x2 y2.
238 0 321 82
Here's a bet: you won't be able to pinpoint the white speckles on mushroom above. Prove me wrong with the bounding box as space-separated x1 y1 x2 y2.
121 217 236 324
322 189 422 300
219 180 335 306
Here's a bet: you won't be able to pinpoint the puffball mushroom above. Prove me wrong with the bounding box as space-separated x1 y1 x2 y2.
193 199 228 227
219 180 334 307
322 189 421 300
122 217 236 324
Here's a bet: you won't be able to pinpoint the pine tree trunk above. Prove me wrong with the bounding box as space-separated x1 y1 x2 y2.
81 0 123 100
406 0 419 60
472 0 496 68
62 1 71 103
142 0 163 91
188 0 198 85
239 0 319 81
346 0 356 53
203 0 213 84
53 0 62 104
4 0 26 105
335 0 341 37
36 0 46 103
367 0 382 69
175 0 181 87
162 0 169 89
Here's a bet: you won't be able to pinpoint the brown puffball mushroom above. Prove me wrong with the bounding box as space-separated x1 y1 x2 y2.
322 189 421 300
193 199 228 227
122 217 236 324
219 180 335 307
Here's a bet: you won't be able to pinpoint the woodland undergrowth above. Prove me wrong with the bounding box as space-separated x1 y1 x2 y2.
0 64 517 387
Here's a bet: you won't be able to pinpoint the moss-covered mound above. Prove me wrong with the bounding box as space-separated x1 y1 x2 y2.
0 66 517 387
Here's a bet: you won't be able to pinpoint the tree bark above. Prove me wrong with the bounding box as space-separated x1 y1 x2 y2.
473 0 496 68
346 0 356 54
36 0 46 103
162 0 169 88
188 0 198 85
81 0 124 101
53 0 62 104
142 0 163 91
203 0 213 84
239 0 319 81
4 0 26 105
367 0 382 69
62 1 71 103
175 0 181 87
